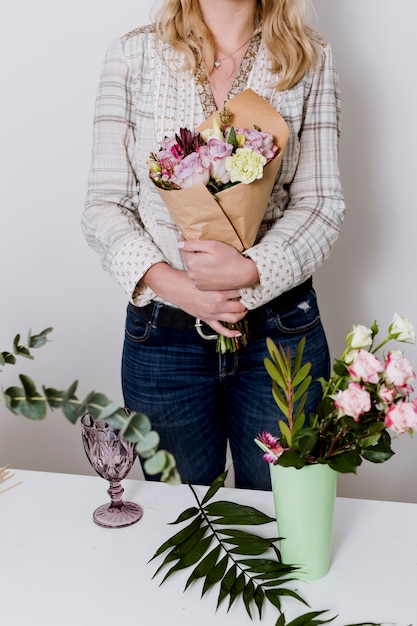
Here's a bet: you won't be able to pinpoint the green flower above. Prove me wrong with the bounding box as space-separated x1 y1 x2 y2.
225 147 267 184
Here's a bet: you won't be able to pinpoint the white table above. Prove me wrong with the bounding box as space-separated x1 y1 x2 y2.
1 469 416 625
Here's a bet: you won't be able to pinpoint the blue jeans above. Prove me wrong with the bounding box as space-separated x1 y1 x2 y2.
121 286 330 491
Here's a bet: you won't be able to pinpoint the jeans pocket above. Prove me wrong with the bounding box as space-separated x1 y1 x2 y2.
124 304 151 343
274 289 321 335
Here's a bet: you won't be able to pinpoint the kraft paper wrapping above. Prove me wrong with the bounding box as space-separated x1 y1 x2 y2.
155 89 290 252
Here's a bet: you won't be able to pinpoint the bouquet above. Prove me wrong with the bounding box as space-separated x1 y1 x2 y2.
148 89 289 352
255 313 417 473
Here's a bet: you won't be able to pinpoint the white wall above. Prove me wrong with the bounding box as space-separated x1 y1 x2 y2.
1 1 416 501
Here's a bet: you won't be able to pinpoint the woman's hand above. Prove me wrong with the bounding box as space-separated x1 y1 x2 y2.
142 262 248 338
178 239 259 291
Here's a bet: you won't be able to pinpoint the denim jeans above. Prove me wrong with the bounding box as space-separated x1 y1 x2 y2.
121 286 330 491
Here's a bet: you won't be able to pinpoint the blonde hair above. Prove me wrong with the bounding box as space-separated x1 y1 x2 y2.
154 0 321 90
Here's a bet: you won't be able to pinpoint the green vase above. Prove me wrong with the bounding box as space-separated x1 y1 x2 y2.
269 463 337 581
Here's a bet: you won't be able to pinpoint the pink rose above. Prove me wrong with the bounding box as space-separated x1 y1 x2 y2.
384 351 416 388
379 386 396 405
171 152 210 189
334 382 372 421
199 139 233 184
385 401 417 434
348 350 383 384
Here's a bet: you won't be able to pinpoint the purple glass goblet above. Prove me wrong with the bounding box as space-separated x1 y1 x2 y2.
81 413 143 528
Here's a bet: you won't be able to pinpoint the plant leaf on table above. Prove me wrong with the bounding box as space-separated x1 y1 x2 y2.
150 470 335 625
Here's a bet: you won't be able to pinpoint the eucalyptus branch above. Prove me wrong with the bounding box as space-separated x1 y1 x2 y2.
1 328 180 484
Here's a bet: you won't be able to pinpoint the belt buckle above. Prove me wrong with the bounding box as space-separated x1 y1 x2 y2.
194 319 218 341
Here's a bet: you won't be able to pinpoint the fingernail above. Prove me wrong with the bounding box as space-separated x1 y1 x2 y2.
177 241 185 249
235 332 242 337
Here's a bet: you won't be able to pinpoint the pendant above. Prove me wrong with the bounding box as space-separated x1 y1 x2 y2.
214 60 221 69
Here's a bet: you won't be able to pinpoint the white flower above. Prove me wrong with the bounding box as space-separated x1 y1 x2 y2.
346 324 373 350
225 147 267 184
389 313 416 344
200 118 225 143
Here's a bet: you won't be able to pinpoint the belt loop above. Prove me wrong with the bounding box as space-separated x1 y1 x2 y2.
150 302 163 328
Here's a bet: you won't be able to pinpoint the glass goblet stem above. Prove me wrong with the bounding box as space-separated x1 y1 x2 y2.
107 480 125 509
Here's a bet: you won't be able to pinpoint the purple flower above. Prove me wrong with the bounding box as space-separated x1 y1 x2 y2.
228 127 279 161
170 152 210 189
199 139 233 184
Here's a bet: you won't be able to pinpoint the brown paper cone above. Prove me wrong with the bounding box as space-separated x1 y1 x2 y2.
155 90 290 251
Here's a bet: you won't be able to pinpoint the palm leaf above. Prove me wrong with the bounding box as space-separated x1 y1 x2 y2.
151 470 337 624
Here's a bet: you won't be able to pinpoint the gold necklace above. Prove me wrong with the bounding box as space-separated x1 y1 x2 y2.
214 36 252 69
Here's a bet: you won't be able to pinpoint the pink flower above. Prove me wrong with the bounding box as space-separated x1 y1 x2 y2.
384 351 416 389
230 127 278 161
348 350 383 384
257 431 284 463
385 401 417 434
171 152 210 189
379 386 396 405
157 136 185 167
199 139 233 184
334 382 372 421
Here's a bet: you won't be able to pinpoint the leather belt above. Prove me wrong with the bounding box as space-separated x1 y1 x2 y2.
131 278 313 335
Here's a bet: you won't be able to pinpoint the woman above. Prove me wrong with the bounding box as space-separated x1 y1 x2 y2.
82 0 345 490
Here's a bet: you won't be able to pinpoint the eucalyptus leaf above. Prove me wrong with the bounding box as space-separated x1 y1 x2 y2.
4 383 47 419
136 430 160 455
13 334 32 359
43 386 65 409
1 351 15 365
144 450 173 476
119 411 152 440
2 326 180 484
28 327 53 348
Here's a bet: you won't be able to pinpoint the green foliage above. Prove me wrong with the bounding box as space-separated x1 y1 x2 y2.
264 336 312 447
258 327 401 474
150 470 336 626
1 328 180 484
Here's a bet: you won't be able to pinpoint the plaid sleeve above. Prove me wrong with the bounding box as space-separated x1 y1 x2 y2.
240 44 346 309
81 36 168 303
